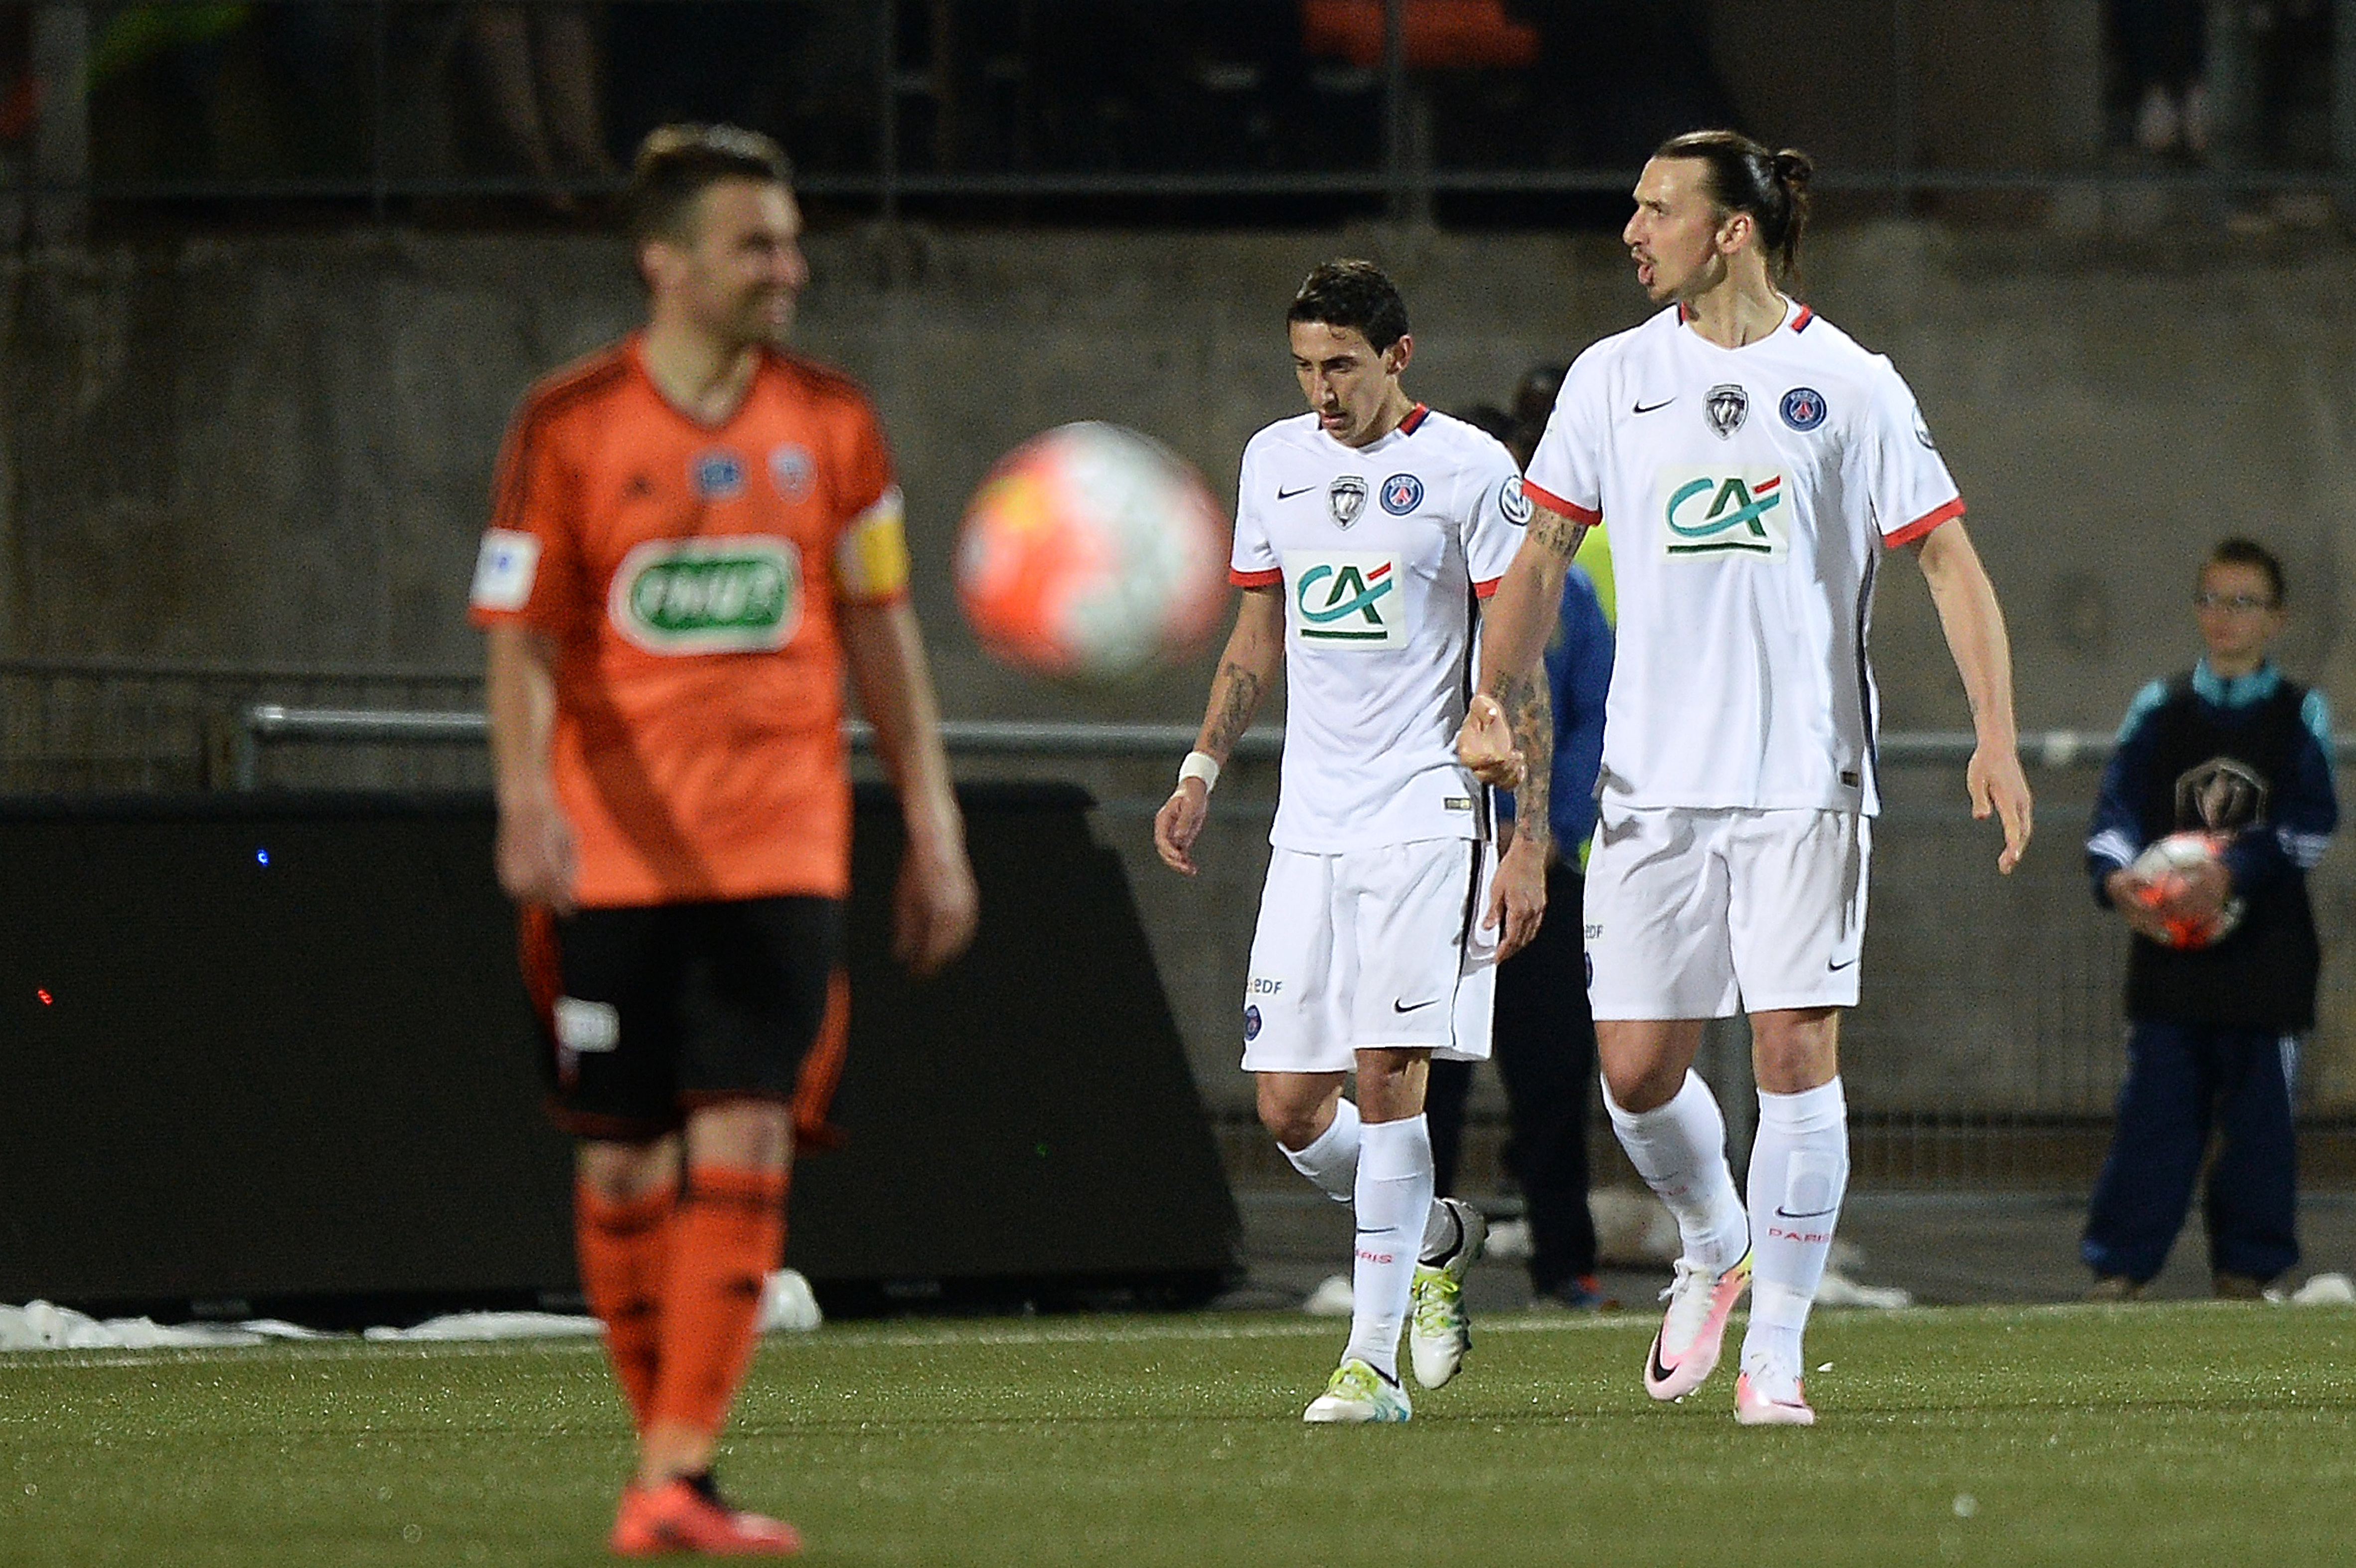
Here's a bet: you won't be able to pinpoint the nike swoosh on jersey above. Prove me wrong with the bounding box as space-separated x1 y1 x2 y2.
1276 484 1316 499
1392 997 1440 1013
1632 398 1675 414
1827 957 1859 972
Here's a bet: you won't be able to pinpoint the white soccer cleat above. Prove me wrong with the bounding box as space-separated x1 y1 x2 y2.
1408 1197 1488 1389
1734 1363 1817 1427
1643 1249 1752 1401
1303 1358 1413 1423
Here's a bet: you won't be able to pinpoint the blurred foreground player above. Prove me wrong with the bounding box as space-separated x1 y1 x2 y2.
2083 539 2337 1300
1156 260 1546 1421
1460 131 2032 1424
472 125 976 1555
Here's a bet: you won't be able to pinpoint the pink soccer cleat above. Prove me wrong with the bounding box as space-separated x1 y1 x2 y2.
1735 1367 1817 1427
610 1474 802 1557
1642 1250 1752 1401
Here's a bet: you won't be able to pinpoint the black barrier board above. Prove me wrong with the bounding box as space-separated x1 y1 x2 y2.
0 786 1238 1318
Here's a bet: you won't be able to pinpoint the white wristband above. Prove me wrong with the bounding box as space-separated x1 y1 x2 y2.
1177 750 1221 793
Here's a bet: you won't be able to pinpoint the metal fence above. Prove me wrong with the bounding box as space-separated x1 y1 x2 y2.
10 667 2355 1188
8 0 2356 244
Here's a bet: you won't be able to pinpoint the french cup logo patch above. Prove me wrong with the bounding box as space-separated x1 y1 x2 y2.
1328 474 1368 529
1705 383 1749 439
611 536 802 653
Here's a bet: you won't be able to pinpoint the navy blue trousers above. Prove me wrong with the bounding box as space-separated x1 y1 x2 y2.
1427 863 1599 1290
2081 1019 2301 1285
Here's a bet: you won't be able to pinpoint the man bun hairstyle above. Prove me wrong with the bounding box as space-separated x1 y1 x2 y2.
626 124 794 249
1286 259 1410 353
1655 129 1814 284
2207 536 2288 607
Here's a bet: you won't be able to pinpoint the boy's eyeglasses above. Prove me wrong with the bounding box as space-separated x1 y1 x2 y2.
2193 592 2278 613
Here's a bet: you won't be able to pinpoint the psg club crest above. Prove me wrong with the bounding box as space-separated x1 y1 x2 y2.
1379 473 1424 515
1328 474 1368 529
693 450 746 501
1779 387 1827 432
1705 384 1748 440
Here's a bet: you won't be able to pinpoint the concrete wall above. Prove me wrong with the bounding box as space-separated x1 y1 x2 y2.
10 217 2356 1108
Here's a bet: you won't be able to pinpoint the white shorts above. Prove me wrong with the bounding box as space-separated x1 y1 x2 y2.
1583 806 1870 1020
1241 838 1498 1074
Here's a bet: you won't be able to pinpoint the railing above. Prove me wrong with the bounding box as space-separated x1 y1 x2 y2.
8 0 2356 245
10 668 2356 1185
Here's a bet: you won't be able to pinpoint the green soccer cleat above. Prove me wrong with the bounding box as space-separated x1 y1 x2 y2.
1302 1358 1413 1423
1408 1197 1487 1389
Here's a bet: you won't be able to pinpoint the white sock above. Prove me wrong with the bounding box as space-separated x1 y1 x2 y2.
1280 1095 1360 1204
1343 1115 1434 1381
1604 1069 1749 1273
1740 1078 1849 1377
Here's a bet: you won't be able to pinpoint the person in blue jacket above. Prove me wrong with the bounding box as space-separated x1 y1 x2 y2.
2082 537 2337 1299
1427 548 1615 1309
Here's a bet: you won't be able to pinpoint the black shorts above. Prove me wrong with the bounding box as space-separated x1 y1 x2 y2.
518 896 848 1143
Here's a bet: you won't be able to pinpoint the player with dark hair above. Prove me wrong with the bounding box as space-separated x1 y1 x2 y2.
472 123 977 1555
2083 537 2337 1300
1460 130 2032 1424
1158 259 1545 1421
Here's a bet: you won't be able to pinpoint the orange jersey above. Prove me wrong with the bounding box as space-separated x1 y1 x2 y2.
471 335 912 907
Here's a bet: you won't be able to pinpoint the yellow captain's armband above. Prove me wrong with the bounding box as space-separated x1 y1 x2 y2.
835 485 912 601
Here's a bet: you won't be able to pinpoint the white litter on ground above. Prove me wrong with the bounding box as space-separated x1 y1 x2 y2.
2291 1271 2356 1305
0 1269 823 1352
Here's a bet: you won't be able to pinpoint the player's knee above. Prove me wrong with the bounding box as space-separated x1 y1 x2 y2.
1256 1083 1328 1150
1600 1058 1683 1115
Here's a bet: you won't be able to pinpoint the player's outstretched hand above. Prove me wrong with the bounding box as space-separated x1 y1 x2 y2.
1968 743 2034 874
496 793 577 916
1154 780 1210 876
1486 833 1547 961
895 836 979 975
1455 694 1524 788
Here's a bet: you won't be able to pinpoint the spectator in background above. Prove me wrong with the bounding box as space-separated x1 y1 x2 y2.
1429 366 1616 1312
2082 538 2337 1300
466 3 616 204
2114 0 2211 156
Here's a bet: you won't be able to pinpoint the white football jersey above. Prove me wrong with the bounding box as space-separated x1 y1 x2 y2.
1525 300 1962 816
1232 405 1528 852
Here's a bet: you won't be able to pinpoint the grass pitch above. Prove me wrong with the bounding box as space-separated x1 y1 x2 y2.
4 1305 2356 1567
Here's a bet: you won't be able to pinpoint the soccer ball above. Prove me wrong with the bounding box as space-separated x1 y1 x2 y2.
954 422 1229 682
2128 830 2244 949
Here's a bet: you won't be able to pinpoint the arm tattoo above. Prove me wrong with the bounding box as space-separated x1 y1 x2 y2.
1500 665 1554 853
1202 662 1265 758
1530 510 1588 562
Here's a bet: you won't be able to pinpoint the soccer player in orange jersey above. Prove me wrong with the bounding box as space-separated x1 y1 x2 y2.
471 125 977 1556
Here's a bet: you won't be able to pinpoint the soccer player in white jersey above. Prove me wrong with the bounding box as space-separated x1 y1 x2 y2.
1458 131 2034 1426
1156 260 1549 1423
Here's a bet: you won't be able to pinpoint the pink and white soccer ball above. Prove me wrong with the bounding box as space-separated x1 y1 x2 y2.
955 422 1229 683
2128 830 2244 949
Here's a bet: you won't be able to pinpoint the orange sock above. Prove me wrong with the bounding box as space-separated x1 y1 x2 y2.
646 1165 788 1440
575 1181 676 1431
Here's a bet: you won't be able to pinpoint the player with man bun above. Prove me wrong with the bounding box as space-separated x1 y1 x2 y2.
1459 130 2032 1424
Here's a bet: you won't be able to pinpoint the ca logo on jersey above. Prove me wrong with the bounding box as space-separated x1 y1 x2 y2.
1286 549 1402 647
611 536 802 653
1657 468 1789 561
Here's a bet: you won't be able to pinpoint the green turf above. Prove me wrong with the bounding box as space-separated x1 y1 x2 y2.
4 1305 2356 1566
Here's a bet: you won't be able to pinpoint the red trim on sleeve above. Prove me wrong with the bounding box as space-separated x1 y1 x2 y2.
1521 478 1601 526
1398 402 1430 435
1885 496 1965 548
1230 567 1284 588
1472 577 1502 600
1791 305 1815 332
